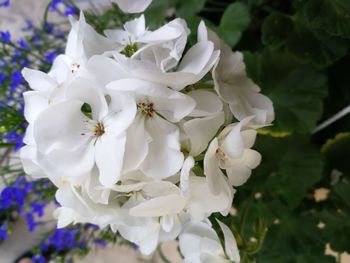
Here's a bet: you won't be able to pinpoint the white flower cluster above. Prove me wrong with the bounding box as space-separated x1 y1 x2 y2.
20 10 274 262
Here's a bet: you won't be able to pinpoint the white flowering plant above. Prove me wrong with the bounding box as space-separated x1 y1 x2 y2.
1 0 350 263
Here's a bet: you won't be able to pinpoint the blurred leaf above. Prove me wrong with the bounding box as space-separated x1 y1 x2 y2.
247 50 328 133
262 13 348 67
322 133 350 174
262 13 293 47
302 0 350 39
255 136 324 207
258 212 335 263
217 2 250 47
177 0 206 18
0 105 24 135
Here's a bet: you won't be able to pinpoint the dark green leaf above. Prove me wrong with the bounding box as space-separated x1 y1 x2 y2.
177 0 206 18
322 133 350 174
302 0 350 39
217 2 250 47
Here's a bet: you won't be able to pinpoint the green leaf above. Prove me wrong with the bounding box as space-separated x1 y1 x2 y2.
0 105 25 135
247 50 328 133
302 0 350 39
322 132 350 174
258 211 335 263
253 135 324 207
177 0 206 18
217 2 250 47
262 13 294 47
262 13 348 68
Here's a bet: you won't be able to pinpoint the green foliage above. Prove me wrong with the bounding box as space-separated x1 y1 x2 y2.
217 2 251 47
0 105 24 136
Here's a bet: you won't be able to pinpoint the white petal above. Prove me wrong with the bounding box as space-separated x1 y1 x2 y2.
105 91 137 135
66 78 108 121
95 134 126 186
160 215 175 233
226 164 251 187
38 145 95 186
107 78 195 122
86 55 130 87
180 156 195 195
179 222 221 258
20 145 45 179
124 15 146 37
178 41 214 74
241 129 257 149
204 138 225 195
34 100 89 153
220 123 245 159
187 176 233 221
112 0 153 13
183 112 225 156
217 220 240 263
22 68 57 92
23 91 49 123
188 90 223 117
130 194 186 217
141 115 184 179
123 115 152 172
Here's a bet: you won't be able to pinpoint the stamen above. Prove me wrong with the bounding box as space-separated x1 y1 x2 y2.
71 63 80 73
137 101 155 118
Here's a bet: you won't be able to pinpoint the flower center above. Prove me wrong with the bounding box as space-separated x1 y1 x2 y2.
137 101 154 118
121 43 138 57
94 122 105 137
215 148 227 162
71 63 80 73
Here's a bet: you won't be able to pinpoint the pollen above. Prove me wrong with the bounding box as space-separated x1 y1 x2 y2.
137 101 155 118
94 122 105 137
71 63 80 73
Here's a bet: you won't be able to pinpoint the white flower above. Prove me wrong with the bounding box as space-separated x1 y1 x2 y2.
33 78 136 186
100 20 219 91
50 11 114 83
181 89 225 157
105 15 189 72
204 117 261 194
179 221 240 263
107 78 195 179
201 25 274 125
111 0 153 13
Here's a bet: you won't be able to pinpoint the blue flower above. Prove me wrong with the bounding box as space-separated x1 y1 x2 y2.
32 255 46 263
45 51 58 63
25 212 36 232
0 31 11 42
0 0 10 7
11 70 24 85
0 223 8 240
93 238 107 248
31 202 46 217
18 39 31 50
0 186 25 209
48 229 79 251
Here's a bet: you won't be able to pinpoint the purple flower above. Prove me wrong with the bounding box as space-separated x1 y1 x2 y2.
93 238 107 248
18 39 31 50
31 202 46 217
0 31 11 42
0 223 8 240
25 212 36 232
48 229 79 251
0 186 25 209
32 255 46 263
11 70 24 85
0 0 10 7
45 51 58 63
